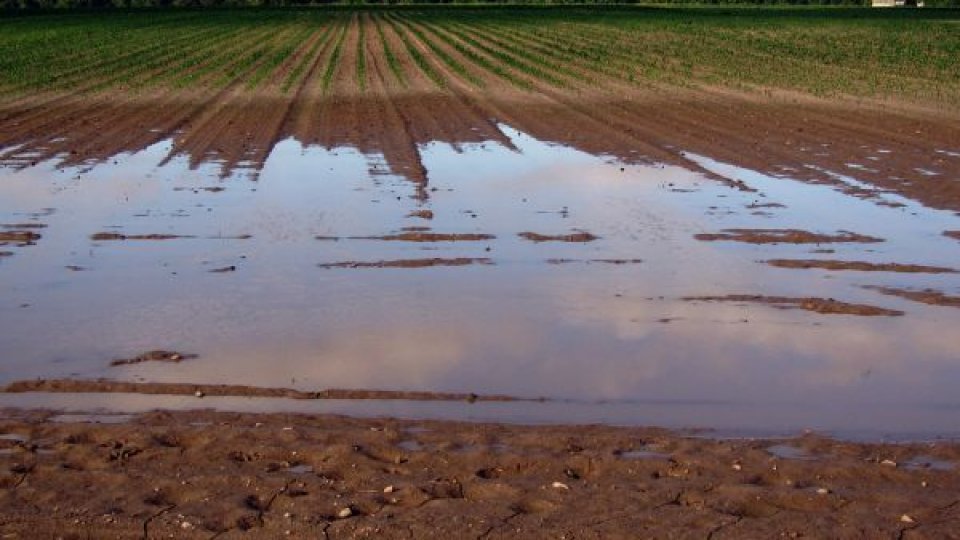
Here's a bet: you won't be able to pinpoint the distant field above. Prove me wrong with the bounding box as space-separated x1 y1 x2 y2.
1 7 959 106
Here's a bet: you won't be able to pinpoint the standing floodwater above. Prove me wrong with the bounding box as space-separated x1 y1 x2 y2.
1 125 960 438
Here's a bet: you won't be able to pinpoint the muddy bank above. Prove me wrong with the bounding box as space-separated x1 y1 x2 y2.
946 231 960 241
2 379 523 403
110 350 198 367
90 232 194 241
318 258 493 269
765 259 957 274
0 230 41 246
518 231 599 243
0 408 958 538
319 232 496 242
684 295 904 317
863 287 960 309
695 229 884 245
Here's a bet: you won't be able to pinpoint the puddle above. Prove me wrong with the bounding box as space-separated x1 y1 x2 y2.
286 464 314 474
903 455 955 471
397 440 423 452
615 448 670 460
1 125 959 439
766 444 818 461
0 433 29 443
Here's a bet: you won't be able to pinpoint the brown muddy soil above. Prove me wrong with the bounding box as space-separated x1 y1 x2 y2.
1 409 958 539
517 231 600 243
318 258 493 269
110 350 199 367
2 380 521 403
694 229 884 245
545 258 643 265
3 87 960 213
765 259 958 274
328 233 496 242
90 232 194 241
0 230 41 246
863 287 960 309
684 295 904 317
406 210 434 220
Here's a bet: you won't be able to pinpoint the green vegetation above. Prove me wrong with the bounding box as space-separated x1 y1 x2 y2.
1 7 958 106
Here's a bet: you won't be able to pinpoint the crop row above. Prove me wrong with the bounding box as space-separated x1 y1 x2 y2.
0 7 957 106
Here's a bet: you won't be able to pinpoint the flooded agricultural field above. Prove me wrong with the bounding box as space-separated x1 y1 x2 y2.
2 114 959 440
5 8 960 538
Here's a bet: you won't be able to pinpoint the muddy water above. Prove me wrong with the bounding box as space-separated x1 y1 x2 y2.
1 125 959 439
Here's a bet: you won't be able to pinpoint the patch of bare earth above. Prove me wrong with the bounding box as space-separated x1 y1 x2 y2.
695 229 884 245
0 409 958 538
110 350 198 367
0 231 41 246
319 258 492 269
945 231 960 241
322 232 496 242
863 286 960 308
765 259 957 274
518 231 599 243
684 295 903 316
546 258 642 265
90 232 193 241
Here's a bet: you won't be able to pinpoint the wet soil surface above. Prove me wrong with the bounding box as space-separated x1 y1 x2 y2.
764 259 958 274
694 229 884 245
862 287 960 309
683 295 905 317
1 409 958 539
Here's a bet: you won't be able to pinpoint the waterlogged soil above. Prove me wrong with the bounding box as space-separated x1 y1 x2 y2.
694 229 884 245
764 259 958 274
863 287 960 309
683 295 905 317
1 409 959 539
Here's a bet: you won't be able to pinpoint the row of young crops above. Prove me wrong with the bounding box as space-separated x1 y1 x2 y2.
1 7 959 105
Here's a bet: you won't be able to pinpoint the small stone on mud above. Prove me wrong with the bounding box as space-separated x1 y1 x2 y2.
900 514 915 524
816 488 830 495
551 482 570 490
732 463 743 471
194 391 204 398
383 485 395 494
881 459 898 467
337 507 353 519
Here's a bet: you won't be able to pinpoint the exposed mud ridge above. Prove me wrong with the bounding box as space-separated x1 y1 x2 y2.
945 231 960 241
518 231 600 243
110 350 199 367
0 251 12 257
546 258 643 265
684 295 904 316
321 232 496 242
406 210 434 220
0 230 41 246
1 379 523 402
1 408 959 539
319 258 493 269
863 286 960 308
90 232 194 241
765 259 958 274
695 229 884 245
